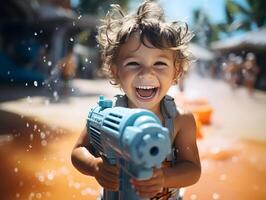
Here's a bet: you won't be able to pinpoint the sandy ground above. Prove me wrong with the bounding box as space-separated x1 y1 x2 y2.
0 72 266 200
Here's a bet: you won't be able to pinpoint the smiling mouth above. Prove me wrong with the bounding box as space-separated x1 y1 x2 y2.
135 86 158 100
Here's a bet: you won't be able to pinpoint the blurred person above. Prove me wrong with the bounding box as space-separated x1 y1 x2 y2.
242 52 259 95
223 54 242 90
71 1 201 199
57 50 77 96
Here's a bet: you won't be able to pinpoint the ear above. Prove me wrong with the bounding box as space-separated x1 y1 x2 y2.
110 64 119 84
172 64 181 84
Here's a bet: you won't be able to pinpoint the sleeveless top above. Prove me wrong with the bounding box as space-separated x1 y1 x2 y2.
114 94 181 200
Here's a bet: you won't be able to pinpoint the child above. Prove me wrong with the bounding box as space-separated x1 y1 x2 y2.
242 52 259 95
71 1 201 199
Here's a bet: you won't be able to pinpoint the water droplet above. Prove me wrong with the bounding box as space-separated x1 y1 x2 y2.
38 175 45 182
47 172 55 180
73 21 76 26
14 167 18 173
190 194 197 200
27 96 32 103
45 44 48 48
47 61 52 66
16 193 20 198
7 71 10 75
34 81 38 87
71 88 75 92
44 99 50 106
41 140 47 146
25 82 28 86
40 30 43 34
85 58 88 62
78 15 82 19
28 192 35 200
28 47 31 51
212 193 220 199
30 134 34 141
34 32 38 36
26 123 30 128
19 181 24 187
219 174 227 181
70 37 74 42
45 192 51 197
36 193 42 199
53 91 59 101
40 132 46 139
231 156 239 162
74 182 81 189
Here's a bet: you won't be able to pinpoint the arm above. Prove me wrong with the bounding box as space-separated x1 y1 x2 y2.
71 128 99 176
162 112 201 188
131 112 201 198
71 128 120 190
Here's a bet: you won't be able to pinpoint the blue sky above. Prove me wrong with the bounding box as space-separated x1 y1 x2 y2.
71 0 249 25
129 0 249 25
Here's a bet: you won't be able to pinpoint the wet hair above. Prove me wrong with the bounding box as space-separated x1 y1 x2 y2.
96 0 194 84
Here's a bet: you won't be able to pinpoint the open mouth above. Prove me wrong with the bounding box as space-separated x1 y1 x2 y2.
135 86 158 100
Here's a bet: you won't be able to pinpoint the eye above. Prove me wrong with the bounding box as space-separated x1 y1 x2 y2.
125 61 140 69
127 62 139 66
154 61 167 69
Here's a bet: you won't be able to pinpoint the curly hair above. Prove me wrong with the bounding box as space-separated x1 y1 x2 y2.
96 0 194 85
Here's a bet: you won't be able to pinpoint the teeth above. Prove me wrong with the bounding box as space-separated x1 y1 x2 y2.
137 86 155 90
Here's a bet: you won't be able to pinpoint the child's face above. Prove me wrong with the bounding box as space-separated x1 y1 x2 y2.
113 34 176 112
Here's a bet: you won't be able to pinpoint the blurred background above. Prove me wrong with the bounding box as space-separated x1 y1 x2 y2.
0 0 265 200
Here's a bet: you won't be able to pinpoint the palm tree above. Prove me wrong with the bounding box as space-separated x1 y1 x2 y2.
192 8 220 45
223 0 266 33
77 0 130 16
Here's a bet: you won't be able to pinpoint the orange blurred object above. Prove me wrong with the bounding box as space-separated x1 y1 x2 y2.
184 99 213 125
194 115 203 139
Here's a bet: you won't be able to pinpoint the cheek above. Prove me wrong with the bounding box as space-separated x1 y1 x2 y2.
118 68 136 80
118 70 135 89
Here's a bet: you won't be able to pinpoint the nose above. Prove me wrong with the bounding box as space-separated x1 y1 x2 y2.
138 65 155 79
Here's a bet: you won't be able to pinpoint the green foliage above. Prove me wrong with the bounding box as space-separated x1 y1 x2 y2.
225 0 266 30
192 8 219 45
194 0 266 43
78 0 130 15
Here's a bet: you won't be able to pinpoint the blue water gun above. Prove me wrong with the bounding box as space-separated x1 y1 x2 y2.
87 96 171 200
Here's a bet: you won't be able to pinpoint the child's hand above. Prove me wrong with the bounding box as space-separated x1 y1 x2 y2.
131 168 165 198
94 158 120 191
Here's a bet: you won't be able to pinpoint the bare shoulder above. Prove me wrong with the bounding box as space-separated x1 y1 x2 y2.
174 107 196 137
173 107 200 165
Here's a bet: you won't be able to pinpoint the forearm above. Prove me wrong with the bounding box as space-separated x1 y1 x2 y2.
162 161 201 188
71 146 101 177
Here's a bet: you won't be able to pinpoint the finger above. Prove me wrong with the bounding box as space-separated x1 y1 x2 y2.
102 164 120 175
96 176 119 191
98 163 120 177
136 190 160 199
98 181 119 191
131 177 160 187
134 183 161 193
97 171 120 185
152 168 163 177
